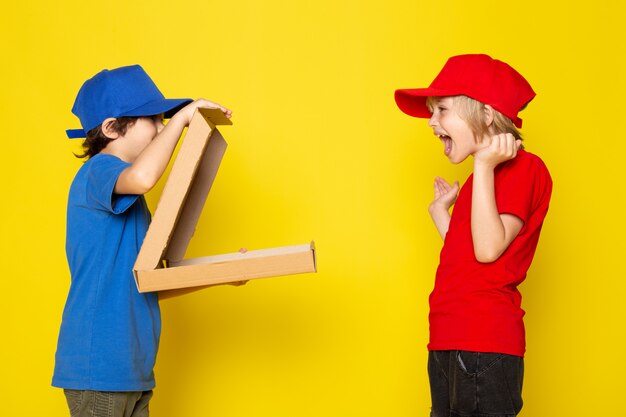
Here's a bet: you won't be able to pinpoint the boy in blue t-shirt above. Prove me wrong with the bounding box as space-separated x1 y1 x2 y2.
53 65 231 417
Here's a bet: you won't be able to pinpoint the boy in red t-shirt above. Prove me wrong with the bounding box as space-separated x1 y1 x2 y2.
395 54 552 416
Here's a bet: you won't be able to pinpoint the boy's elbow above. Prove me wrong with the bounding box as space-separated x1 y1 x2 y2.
122 169 157 195
473 246 503 264
133 170 158 194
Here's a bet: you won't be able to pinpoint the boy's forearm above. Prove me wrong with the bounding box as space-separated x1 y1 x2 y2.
124 116 188 194
471 165 508 262
471 164 524 262
429 204 451 240
471 135 525 262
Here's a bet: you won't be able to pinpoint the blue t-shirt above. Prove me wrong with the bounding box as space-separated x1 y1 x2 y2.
53 154 161 391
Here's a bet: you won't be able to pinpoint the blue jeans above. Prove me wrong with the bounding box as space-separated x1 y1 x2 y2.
428 350 524 417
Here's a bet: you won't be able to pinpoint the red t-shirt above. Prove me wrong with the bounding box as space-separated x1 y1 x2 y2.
428 150 552 357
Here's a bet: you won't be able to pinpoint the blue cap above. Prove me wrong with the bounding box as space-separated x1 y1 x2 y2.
66 65 192 139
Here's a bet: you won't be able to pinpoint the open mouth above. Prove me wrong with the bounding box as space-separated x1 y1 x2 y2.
437 134 452 156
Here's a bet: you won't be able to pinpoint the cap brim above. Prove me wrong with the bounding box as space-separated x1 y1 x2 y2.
66 129 86 139
120 98 193 119
396 88 527 128
394 88 460 119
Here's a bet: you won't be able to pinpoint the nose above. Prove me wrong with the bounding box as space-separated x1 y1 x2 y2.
428 113 438 128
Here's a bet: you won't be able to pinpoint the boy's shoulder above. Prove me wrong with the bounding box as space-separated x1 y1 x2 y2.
85 152 125 165
519 149 546 163
71 153 130 193
77 153 128 175
504 149 550 175
69 153 141 215
497 150 553 199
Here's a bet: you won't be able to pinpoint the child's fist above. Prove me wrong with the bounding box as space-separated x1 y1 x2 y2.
475 133 521 168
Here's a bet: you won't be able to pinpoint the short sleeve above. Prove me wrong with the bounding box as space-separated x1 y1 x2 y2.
85 154 139 214
494 153 538 226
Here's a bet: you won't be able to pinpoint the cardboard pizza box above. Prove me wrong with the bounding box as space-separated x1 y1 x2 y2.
133 108 316 293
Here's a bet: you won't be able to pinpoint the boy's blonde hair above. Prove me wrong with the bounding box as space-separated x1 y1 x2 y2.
427 95 523 143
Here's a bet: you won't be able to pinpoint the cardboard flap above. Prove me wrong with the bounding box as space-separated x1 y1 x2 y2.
165 129 226 263
197 107 233 126
135 242 316 292
134 108 230 272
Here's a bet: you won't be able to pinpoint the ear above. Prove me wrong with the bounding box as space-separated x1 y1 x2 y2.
101 118 120 139
483 104 495 128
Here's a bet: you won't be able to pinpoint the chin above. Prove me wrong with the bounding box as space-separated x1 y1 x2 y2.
447 154 469 165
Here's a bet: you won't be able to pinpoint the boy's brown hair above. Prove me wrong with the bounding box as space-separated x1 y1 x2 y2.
75 117 137 159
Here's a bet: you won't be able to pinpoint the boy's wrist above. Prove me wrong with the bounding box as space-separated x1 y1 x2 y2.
429 201 450 215
162 113 190 136
473 159 497 173
169 111 190 127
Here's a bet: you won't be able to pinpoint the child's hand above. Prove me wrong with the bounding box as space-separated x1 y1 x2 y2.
174 98 232 126
430 176 459 212
474 133 521 169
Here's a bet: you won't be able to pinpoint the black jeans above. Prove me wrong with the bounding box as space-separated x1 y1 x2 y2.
428 350 524 417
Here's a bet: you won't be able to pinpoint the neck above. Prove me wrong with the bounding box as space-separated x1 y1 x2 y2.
100 139 135 163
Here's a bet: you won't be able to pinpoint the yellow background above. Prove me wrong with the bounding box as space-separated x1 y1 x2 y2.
1 0 624 415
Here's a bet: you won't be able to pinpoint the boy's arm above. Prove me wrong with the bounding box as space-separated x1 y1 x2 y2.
428 176 459 240
471 134 524 263
115 99 231 195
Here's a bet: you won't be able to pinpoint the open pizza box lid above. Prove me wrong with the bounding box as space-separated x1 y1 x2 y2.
133 108 316 294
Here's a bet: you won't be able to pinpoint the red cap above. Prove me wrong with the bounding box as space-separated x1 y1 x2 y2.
394 54 535 128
